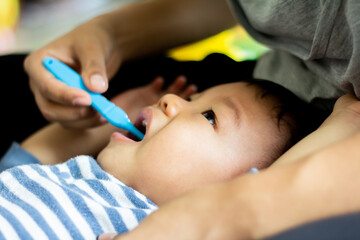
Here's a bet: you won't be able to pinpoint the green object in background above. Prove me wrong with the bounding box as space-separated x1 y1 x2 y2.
168 26 268 62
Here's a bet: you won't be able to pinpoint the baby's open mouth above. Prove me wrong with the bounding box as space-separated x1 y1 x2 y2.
126 117 147 141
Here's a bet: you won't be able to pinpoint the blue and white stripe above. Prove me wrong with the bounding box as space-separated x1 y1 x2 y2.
0 156 157 240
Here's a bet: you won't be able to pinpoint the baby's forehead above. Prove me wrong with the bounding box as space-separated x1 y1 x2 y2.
200 82 280 119
200 82 248 96
201 82 270 102
221 82 289 126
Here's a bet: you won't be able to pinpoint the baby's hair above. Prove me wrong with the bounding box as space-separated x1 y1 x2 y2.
196 76 328 167
197 74 328 153
242 78 329 158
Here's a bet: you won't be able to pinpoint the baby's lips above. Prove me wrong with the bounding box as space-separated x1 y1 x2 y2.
134 107 153 138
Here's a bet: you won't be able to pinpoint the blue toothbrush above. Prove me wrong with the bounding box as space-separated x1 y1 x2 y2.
43 57 144 140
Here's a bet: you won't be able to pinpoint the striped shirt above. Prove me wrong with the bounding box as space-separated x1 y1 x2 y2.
0 155 158 240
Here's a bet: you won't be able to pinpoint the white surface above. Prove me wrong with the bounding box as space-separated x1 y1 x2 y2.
13 0 138 53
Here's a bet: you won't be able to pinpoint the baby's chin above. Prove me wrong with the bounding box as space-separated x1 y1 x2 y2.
95 145 108 166
96 148 120 180
96 137 137 174
96 140 118 168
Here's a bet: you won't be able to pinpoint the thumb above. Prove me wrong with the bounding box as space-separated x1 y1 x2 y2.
76 44 109 93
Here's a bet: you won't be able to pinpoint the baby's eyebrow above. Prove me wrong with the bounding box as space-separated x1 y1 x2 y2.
223 97 240 126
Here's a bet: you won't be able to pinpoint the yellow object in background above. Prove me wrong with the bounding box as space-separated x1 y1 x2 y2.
168 26 268 62
0 0 20 30
0 0 20 54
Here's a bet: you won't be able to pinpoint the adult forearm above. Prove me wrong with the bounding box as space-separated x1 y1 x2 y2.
227 132 360 239
98 0 236 62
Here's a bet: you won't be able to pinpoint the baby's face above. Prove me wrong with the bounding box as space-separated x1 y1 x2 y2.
97 82 290 205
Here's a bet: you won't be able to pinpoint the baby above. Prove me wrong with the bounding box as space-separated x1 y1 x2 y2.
0 77 324 239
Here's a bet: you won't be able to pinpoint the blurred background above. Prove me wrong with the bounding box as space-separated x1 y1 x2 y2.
0 0 268 61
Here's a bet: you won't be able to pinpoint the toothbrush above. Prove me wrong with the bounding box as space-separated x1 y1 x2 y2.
43 57 144 140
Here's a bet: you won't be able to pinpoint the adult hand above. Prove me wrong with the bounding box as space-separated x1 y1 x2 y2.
24 17 122 129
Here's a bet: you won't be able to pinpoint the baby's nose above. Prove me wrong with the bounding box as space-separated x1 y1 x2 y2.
158 94 187 117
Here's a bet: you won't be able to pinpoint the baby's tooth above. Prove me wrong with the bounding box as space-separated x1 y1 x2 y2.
142 119 147 127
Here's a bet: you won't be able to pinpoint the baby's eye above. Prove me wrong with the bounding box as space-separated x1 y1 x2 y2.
202 110 216 127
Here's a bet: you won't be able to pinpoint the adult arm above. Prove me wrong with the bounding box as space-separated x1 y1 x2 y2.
23 0 235 129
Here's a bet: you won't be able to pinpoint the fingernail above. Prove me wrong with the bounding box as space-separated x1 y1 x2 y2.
97 233 117 240
73 97 91 106
90 74 106 90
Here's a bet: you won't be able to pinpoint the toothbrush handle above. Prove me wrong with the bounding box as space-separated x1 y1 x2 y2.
43 57 116 116
42 57 144 140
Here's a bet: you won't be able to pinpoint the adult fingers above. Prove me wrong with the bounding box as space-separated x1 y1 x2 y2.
25 54 92 108
29 78 107 129
75 41 109 93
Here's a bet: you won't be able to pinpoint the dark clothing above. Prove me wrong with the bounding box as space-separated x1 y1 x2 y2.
229 0 360 111
266 212 360 240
